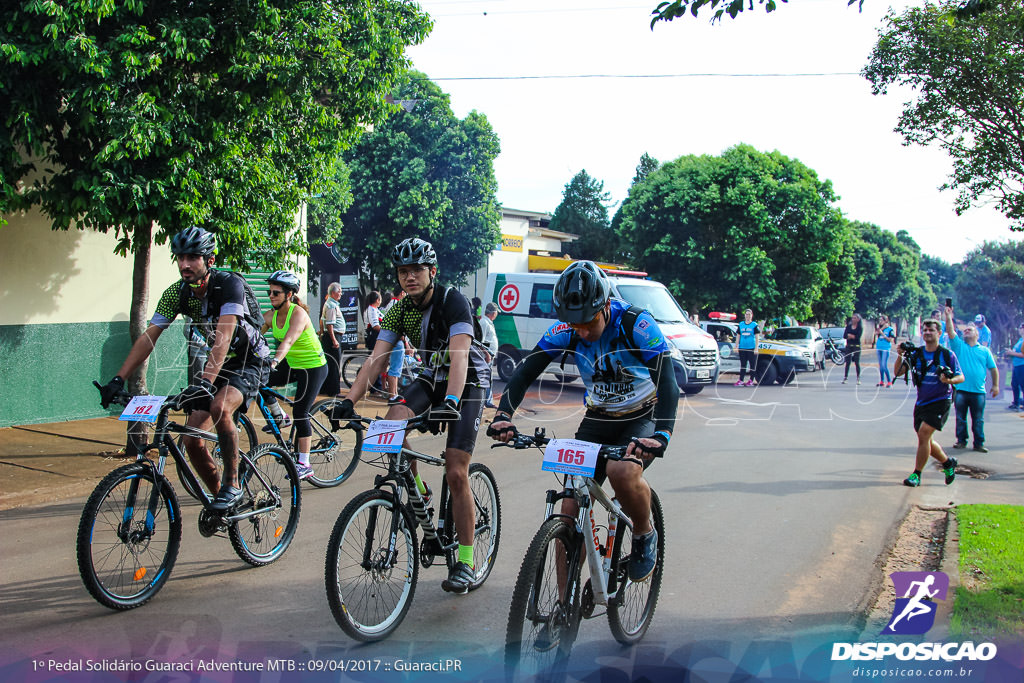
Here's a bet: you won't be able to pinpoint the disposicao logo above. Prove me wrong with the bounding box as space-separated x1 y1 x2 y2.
884 571 948 635
831 571 998 662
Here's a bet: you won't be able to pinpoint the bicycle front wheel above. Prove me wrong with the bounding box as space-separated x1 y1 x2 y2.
228 444 301 566
607 488 665 644
442 462 501 590
175 412 258 502
305 398 363 488
505 517 582 679
76 463 182 610
325 489 419 642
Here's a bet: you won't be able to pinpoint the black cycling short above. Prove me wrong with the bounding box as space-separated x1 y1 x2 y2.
401 377 485 454
191 359 271 414
574 408 656 484
914 398 952 432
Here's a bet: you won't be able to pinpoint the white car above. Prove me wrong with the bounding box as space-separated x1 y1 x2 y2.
764 326 827 373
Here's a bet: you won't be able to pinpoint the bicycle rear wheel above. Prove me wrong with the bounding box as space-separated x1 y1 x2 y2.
325 489 419 642
176 412 258 502
505 517 582 679
442 463 501 590
76 463 182 610
607 488 665 644
305 398 363 488
228 444 301 566
341 354 366 389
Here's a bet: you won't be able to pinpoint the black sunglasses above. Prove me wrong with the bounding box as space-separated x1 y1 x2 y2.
269 289 286 296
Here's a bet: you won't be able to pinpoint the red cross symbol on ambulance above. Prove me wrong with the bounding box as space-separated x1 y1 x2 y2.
498 284 520 312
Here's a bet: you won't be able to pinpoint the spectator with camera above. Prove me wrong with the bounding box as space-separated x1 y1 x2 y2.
943 307 998 453
893 318 964 487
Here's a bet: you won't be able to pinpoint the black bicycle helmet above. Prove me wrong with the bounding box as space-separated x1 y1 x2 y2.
267 270 301 293
170 226 217 257
392 237 437 268
553 260 611 324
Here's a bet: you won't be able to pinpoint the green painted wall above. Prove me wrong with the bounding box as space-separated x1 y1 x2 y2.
0 320 192 427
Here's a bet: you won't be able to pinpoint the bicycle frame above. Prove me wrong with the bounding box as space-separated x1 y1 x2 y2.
543 474 634 609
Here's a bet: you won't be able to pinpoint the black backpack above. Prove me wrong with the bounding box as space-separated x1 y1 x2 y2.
177 269 263 331
908 345 955 388
424 285 486 350
560 304 649 372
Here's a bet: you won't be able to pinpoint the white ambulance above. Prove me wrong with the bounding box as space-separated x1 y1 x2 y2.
486 271 720 394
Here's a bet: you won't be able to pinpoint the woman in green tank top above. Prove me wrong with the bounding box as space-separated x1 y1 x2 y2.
259 271 328 480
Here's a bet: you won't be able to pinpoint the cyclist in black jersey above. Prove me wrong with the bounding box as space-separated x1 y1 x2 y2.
333 237 490 595
96 227 271 512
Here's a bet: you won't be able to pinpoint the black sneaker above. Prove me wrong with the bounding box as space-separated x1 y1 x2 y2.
943 457 958 485
210 485 243 512
388 395 405 406
952 441 966 449
628 529 658 582
973 445 988 453
441 561 475 594
262 414 292 434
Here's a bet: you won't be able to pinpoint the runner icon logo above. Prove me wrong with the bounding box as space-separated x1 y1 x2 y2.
883 571 949 635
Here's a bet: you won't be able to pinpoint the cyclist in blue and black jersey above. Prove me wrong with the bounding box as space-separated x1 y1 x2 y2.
96 226 271 512
332 237 492 595
489 260 678 584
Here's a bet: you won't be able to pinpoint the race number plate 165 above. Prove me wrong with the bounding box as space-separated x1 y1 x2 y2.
119 395 166 423
363 419 408 454
542 439 600 477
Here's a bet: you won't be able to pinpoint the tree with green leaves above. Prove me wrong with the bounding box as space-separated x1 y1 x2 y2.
549 169 619 264
852 224 934 321
864 0 1024 230
650 0 863 27
618 144 844 320
811 223 876 325
1 0 431 397
954 240 1024 348
328 72 500 290
920 254 959 305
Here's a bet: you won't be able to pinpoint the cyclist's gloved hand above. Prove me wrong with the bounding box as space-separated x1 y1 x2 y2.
628 432 669 460
177 378 216 411
428 395 461 422
96 376 126 409
486 413 518 441
330 398 356 422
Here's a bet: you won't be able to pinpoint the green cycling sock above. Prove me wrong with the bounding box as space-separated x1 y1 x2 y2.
458 544 474 567
414 474 427 495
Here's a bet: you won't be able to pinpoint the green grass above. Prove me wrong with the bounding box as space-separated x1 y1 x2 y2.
951 504 1024 638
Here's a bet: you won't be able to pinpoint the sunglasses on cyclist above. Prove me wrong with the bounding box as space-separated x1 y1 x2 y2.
269 289 286 297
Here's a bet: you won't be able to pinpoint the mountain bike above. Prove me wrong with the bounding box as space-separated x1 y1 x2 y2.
78 388 301 610
324 412 501 641
175 390 362 500
495 428 665 679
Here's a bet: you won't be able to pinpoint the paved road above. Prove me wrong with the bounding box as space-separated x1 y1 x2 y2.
2 367 1023 681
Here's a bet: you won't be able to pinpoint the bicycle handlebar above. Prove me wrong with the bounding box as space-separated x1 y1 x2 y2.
92 382 191 413
490 429 630 460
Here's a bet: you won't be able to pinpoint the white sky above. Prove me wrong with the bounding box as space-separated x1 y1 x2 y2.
406 0 1016 264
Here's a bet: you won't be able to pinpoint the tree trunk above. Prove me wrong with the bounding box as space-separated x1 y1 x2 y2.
125 222 153 458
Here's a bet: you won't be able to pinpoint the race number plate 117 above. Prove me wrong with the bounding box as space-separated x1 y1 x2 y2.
119 395 166 423
363 420 408 454
542 438 600 477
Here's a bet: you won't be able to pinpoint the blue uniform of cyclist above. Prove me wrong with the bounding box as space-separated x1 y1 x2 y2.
489 260 678 582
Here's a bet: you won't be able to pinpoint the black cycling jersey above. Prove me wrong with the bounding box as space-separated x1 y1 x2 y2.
379 286 490 388
152 269 270 364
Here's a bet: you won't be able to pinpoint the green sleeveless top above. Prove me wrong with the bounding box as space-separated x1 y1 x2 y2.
271 303 326 369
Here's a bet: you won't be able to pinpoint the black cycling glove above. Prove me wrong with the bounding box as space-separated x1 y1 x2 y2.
96 376 126 409
630 432 669 459
428 396 461 422
177 378 217 411
486 413 518 440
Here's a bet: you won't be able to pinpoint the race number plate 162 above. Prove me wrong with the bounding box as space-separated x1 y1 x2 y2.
363 420 408 454
119 395 167 423
542 439 600 477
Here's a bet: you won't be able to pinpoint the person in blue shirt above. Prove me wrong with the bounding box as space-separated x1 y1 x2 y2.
1005 323 1024 410
875 314 896 387
735 309 760 386
893 318 964 487
944 308 998 453
971 314 992 347
489 260 677 586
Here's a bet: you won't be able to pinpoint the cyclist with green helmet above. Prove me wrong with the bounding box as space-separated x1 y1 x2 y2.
96 226 271 512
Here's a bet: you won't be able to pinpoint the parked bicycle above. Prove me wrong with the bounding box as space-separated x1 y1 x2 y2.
175 391 362 501
78 387 301 610
324 412 501 641
341 349 421 398
495 428 665 679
